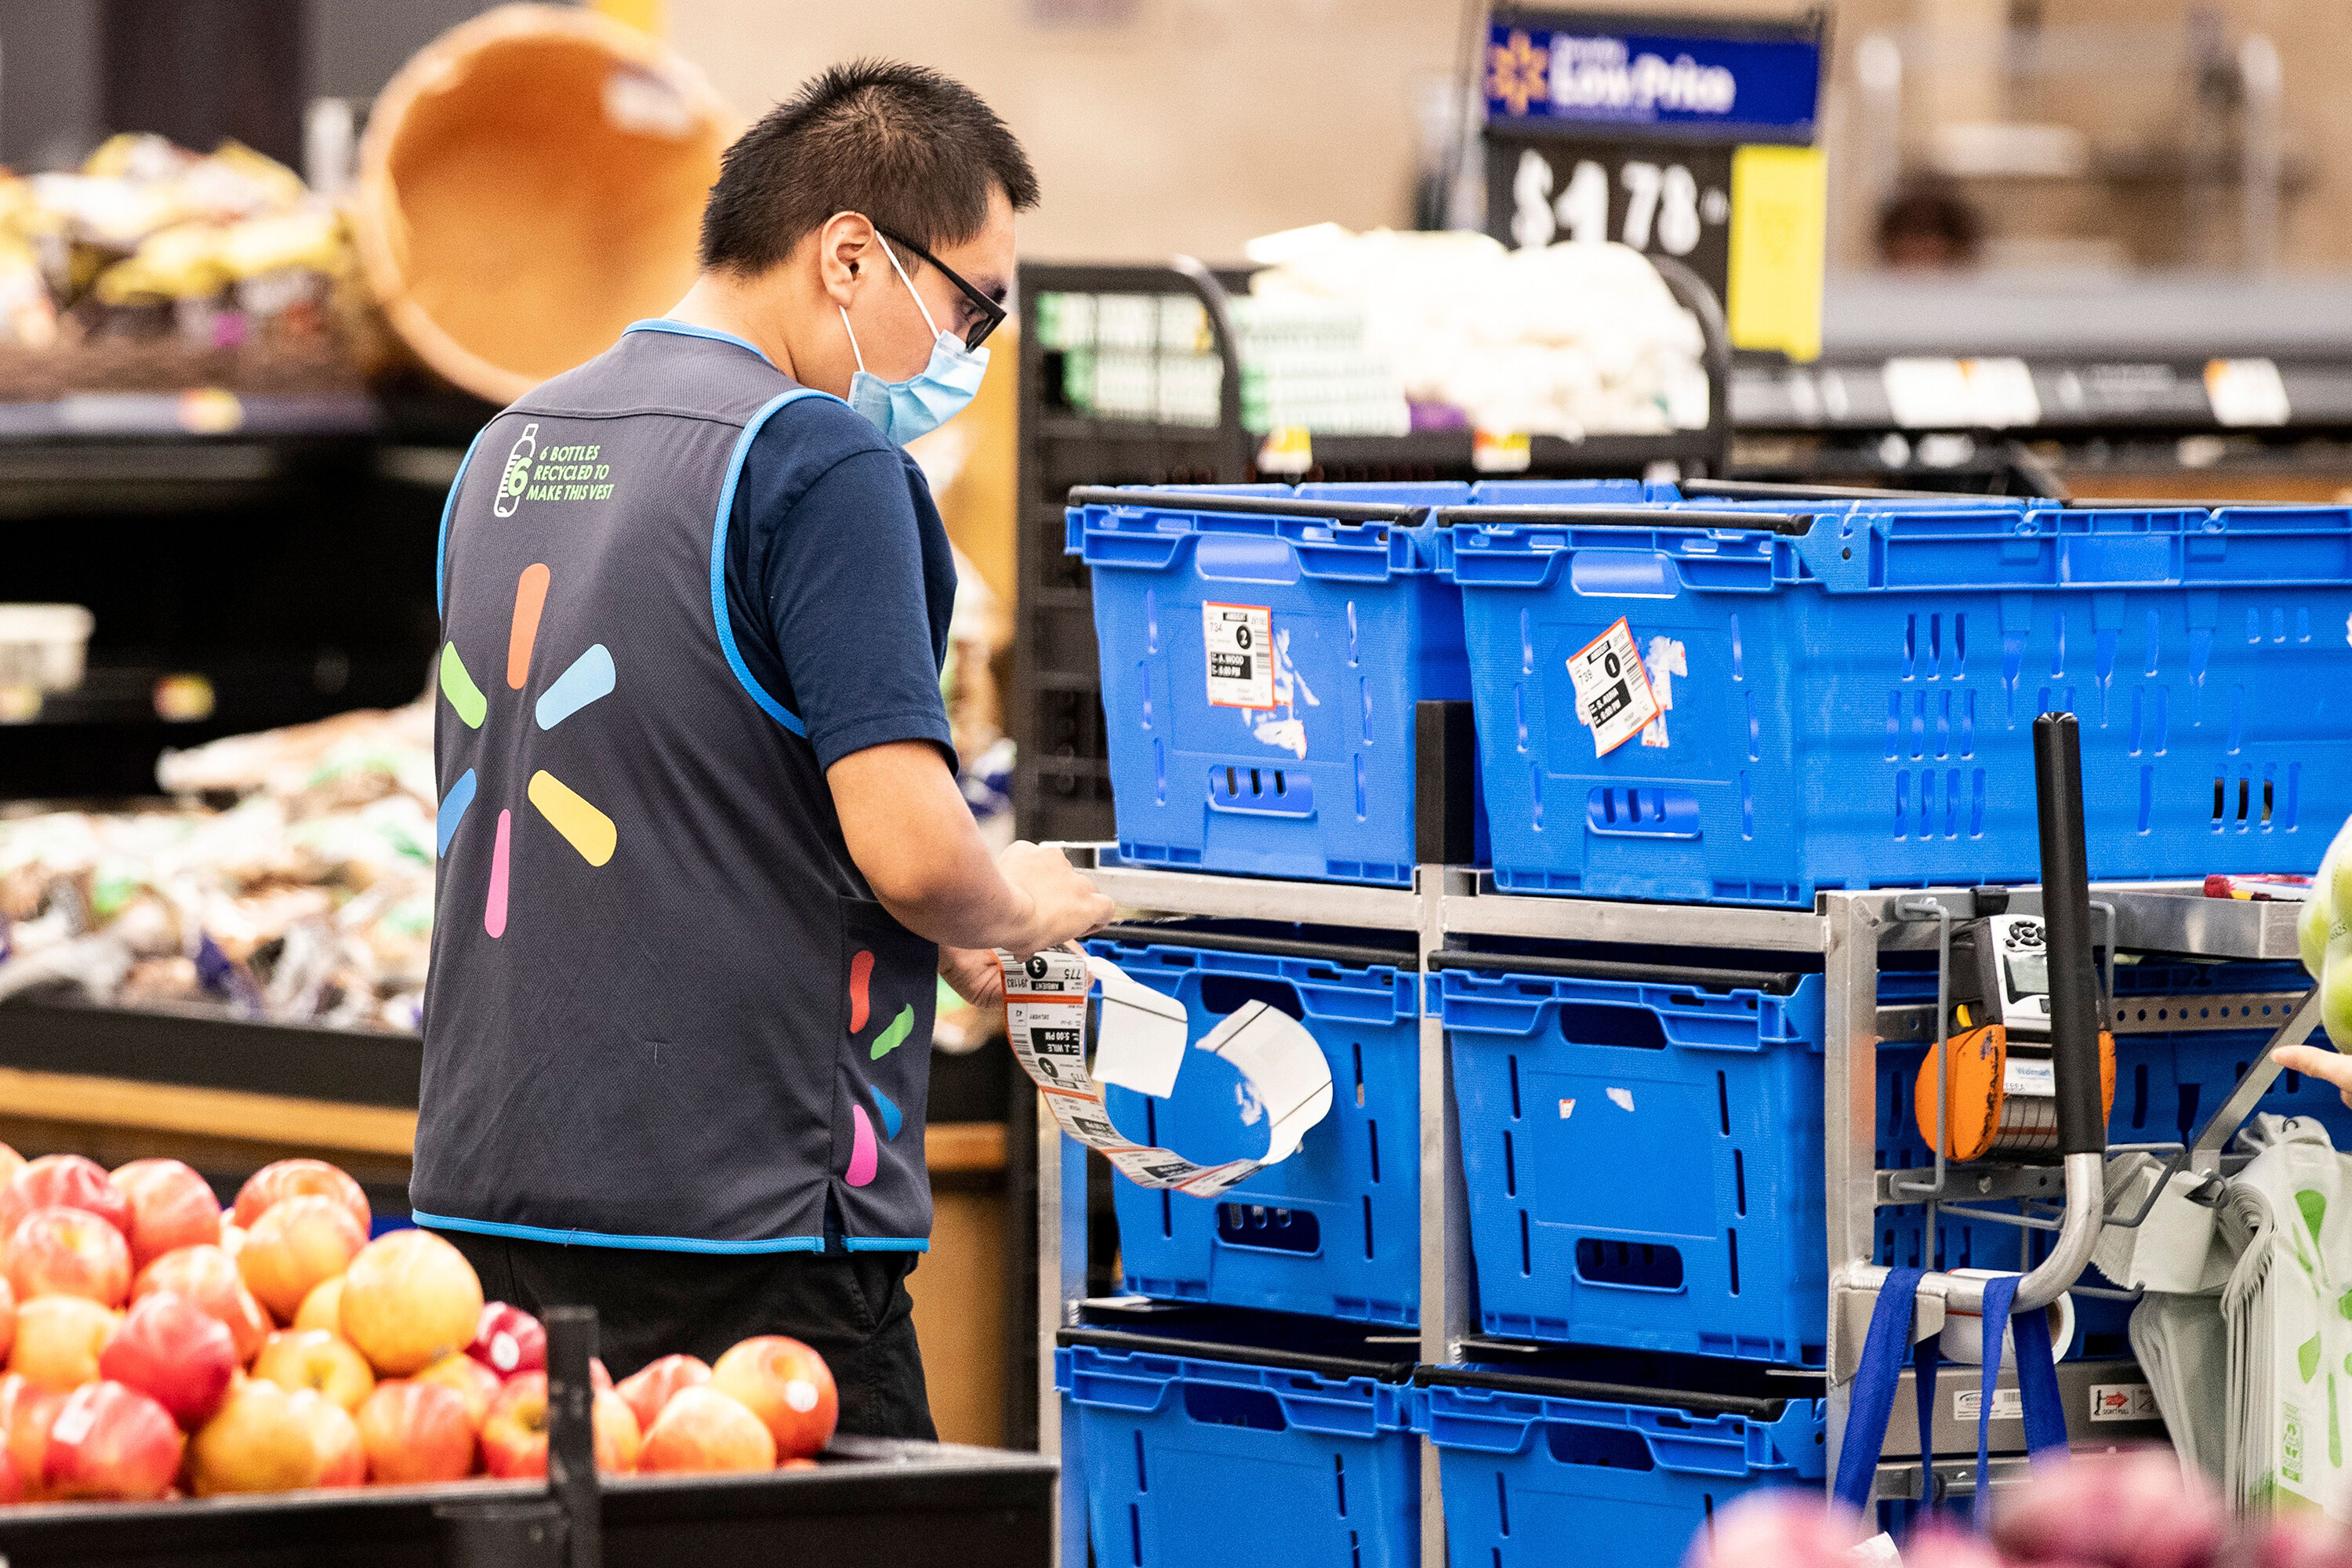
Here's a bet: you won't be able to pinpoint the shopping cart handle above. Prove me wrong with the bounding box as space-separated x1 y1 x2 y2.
2032 713 2106 1159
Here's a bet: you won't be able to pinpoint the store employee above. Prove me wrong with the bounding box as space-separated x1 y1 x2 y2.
412 61 1115 1439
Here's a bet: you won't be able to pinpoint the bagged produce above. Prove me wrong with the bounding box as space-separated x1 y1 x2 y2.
0 701 434 1030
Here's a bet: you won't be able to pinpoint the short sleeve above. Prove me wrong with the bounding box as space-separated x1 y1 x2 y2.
737 416 955 772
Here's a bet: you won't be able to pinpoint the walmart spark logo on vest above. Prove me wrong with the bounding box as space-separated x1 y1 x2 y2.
492 421 619 516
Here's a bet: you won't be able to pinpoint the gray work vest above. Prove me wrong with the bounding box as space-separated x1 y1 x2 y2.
412 321 938 1254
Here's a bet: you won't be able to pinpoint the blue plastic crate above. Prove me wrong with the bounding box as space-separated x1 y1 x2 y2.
1058 1335 1419 1568
1874 958 2341 1359
1438 958 1829 1366
1443 502 2352 905
1413 1364 1826 1568
1073 481 1619 885
1085 933 1424 1325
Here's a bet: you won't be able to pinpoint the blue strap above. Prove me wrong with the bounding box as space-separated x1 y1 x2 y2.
1833 1267 1934 1514
1973 1276 2071 1529
1912 1320 1940 1501
2013 1294 2069 1457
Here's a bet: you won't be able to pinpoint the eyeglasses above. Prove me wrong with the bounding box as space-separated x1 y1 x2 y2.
875 227 1007 351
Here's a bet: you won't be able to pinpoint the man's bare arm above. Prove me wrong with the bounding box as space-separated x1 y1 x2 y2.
829 741 1113 955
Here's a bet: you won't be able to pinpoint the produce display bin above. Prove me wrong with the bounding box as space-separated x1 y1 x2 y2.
1411 1359 1825 1568
1442 501 2352 906
1056 1326 1418 1568
1083 927 1422 1325
1070 482 1483 886
1436 953 1829 1367
0 1437 1054 1568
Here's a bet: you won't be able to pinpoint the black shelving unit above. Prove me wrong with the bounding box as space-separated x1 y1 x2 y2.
0 397 479 800
1009 256 1733 844
1726 274 2352 495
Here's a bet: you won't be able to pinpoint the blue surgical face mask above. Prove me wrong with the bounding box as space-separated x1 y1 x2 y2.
840 236 989 445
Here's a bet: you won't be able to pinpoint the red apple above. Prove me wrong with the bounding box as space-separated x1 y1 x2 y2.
339 1230 483 1377
782 1456 819 1471
466 1301 546 1377
238 1195 365 1322
43 1379 183 1500
616 1353 710 1433
472 1372 637 1477
109 1160 223 1270
134 1246 269 1363
0 1436 20 1502
9 1205 133 1306
594 1389 641 1473
0 1142 23 1193
251 1328 375 1414
286 1387 364 1487
709 1334 838 1458
639 1386 775 1473
477 1371 548 1479
218 1222 246 1260
293 1275 343 1334
190 1376 320 1495
354 1378 474 1483
416 1351 502 1428
9 1295 118 1389
100 1290 236 1426
0 1154 130 1241
232 1160 369 1234
0 1373 59 1499
0 1274 15 1363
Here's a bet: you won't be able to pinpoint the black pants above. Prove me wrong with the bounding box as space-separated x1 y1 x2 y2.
442 1229 936 1442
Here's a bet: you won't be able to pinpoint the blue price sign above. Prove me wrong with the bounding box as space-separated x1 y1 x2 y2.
1484 11 1822 143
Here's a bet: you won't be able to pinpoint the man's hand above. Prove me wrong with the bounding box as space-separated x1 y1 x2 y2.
994 840 1115 958
2274 1044 2352 1111
939 945 1006 1008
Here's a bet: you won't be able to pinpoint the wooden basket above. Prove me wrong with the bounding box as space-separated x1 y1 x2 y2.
351 4 736 405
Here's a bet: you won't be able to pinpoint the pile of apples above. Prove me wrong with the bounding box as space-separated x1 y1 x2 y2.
0 1147 839 1502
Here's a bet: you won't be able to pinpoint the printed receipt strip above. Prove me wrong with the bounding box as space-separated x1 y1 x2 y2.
996 946 1335 1194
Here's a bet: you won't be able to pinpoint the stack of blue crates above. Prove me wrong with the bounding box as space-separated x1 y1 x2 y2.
1058 481 2352 1567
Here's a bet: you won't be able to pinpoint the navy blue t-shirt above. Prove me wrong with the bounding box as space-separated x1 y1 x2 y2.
720 396 956 771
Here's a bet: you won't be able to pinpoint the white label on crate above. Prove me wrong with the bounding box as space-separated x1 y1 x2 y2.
1203 602 1275 710
2088 1383 2161 1423
1559 1098 1577 1119
1639 635 1686 749
1566 618 1662 758
2003 1058 2056 1097
1953 1387 2026 1423
1607 1087 1636 1112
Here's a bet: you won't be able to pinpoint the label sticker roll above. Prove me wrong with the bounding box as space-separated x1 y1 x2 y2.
1000 947 1334 1192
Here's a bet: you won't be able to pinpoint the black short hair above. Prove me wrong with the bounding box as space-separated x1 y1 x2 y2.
699 60 1037 274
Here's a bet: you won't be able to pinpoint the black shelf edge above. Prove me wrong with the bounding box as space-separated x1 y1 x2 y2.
0 999 423 1109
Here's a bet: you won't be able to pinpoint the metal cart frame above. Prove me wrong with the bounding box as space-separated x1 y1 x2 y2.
1036 852 2328 1566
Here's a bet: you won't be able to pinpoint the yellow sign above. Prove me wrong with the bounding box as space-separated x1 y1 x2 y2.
1726 144 1827 363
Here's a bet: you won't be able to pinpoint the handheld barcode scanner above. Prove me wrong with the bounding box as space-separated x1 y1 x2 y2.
1915 723 2117 1161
